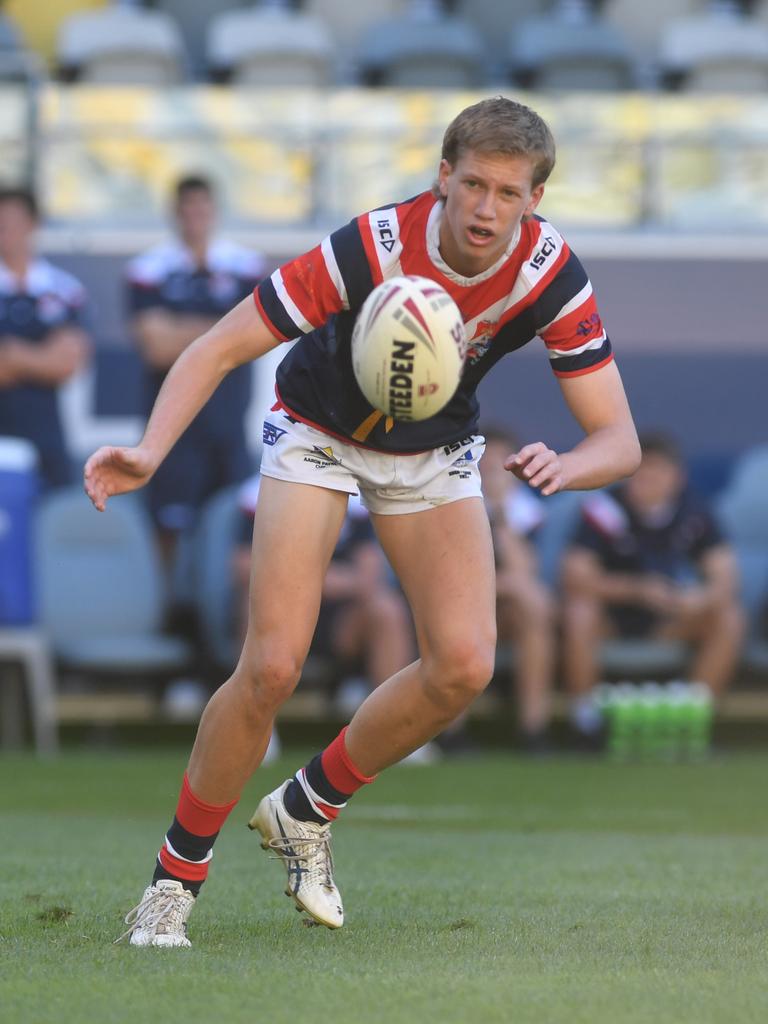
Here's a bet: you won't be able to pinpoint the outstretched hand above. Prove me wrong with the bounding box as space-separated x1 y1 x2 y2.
84 446 156 512
504 442 565 496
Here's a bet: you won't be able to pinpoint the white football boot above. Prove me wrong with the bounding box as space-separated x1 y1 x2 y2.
116 879 195 947
249 780 344 929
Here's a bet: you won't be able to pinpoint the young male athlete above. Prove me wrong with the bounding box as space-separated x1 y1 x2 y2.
86 97 641 947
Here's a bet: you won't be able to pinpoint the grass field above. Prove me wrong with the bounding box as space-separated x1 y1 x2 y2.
1 748 767 1024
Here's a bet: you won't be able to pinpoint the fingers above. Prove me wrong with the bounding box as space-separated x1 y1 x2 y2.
504 443 564 496
83 446 118 512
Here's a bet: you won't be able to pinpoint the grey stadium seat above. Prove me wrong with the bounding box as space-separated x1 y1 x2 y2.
509 11 638 90
57 7 186 85
34 487 193 677
193 484 243 672
356 5 487 88
207 7 335 86
717 445 768 674
659 10 768 91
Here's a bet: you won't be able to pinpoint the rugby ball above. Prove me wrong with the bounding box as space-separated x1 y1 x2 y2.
351 275 466 422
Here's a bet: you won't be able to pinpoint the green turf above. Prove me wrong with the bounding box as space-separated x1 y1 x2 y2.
1 750 767 1024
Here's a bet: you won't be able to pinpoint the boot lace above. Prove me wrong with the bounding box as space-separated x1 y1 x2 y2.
114 886 193 944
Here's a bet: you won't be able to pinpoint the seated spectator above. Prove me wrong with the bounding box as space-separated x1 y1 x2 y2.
561 432 745 743
0 186 90 489
480 426 556 753
125 174 266 569
235 475 424 758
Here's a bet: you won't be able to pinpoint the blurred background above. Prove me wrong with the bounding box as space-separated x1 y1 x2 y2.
0 0 766 757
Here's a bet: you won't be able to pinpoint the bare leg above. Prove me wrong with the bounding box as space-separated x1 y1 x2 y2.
187 478 349 803
659 597 745 697
497 576 555 734
333 588 414 687
562 593 604 698
344 498 497 776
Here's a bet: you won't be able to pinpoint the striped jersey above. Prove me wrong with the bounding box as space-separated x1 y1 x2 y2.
254 191 612 454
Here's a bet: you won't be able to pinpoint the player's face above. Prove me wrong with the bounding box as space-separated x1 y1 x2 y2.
437 150 544 276
0 200 36 262
175 188 216 245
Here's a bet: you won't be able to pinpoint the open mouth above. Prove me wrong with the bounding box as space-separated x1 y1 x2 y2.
468 226 494 243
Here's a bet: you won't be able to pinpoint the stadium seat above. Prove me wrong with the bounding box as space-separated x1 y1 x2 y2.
57 7 186 84
0 627 58 754
659 7 768 91
192 484 242 672
152 0 230 79
716 444 768 673
206 7 335 86
34 487 193 678
0 10 43 82
356 3 487 88
508 4 639 90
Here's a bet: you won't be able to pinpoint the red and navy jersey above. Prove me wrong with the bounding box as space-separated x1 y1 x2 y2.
126 238 266 438
255 191 612 453
0 257 88 488
573 488 724 580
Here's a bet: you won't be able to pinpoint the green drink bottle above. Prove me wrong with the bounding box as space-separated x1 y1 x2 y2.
687 683 714 759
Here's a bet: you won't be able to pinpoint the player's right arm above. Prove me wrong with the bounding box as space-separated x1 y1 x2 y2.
84 297 282 511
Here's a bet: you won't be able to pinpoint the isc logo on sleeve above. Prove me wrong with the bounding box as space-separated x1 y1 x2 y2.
529 236 557 272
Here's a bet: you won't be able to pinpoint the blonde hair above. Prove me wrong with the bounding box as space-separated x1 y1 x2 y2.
437 96 556 190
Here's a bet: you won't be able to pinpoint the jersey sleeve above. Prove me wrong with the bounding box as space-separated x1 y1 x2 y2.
253 216 375 341
533 250 613 379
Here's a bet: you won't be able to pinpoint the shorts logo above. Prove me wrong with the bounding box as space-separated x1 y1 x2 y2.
452 451 474 466
263 421 287 446
303 445 343 469
443 436 474 457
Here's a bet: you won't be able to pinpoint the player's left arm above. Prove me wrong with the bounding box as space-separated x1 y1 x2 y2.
506 361 640 495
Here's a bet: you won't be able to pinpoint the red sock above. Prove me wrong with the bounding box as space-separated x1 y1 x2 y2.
154 774 238 892
320 726 377 795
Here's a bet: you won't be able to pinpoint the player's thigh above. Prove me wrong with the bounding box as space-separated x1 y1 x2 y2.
243 478 349 660
371 497 496 660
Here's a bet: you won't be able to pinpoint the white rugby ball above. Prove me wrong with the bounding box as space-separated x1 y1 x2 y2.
351 275 466 422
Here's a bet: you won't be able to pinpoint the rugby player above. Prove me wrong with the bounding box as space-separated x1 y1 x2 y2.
86 97 640 947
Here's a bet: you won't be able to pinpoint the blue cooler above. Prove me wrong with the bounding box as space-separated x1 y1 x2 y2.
0 437 40 625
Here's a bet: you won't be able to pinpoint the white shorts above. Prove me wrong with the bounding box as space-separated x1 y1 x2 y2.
259 413 485 515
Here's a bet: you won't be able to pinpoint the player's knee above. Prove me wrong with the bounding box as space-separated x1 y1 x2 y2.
423 636 496 711
236 648 302 710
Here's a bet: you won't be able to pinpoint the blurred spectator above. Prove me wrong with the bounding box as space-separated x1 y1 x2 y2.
561 432 745 742
480 426 556 753
126 174 266 567
0 186 89 489
234 475 414 714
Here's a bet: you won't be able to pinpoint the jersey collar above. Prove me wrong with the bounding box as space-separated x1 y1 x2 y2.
425 200 522 287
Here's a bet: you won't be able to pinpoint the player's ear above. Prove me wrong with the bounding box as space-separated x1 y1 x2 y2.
524 184 545 218
437 159 452 199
